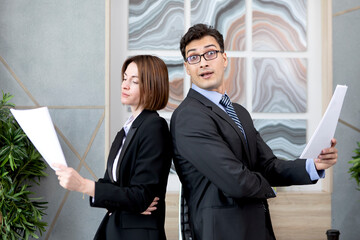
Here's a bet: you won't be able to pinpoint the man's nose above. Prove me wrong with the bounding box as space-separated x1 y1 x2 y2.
199 56 209 67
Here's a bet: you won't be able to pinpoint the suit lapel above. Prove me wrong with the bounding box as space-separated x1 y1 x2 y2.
188 89 251 161
115 126 137 181
114 110 155 182
107 128 125 182
212 106 251 161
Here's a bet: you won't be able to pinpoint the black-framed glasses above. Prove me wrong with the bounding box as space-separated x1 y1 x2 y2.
186 50 223 65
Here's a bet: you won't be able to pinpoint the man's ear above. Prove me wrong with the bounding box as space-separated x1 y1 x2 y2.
184 62 191 75
222 52 228 69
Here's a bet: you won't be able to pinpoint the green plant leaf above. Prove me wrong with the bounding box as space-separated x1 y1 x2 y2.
0 92 48 239
348 141 360 190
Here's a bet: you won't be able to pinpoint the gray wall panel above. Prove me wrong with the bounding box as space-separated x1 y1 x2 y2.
0 1 106 239
332 0 360 239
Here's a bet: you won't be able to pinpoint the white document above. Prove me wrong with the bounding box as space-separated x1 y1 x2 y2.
300 85 347 158
10 107 67 170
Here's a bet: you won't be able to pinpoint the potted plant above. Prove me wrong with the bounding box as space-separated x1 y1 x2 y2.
349 141 360 190
0 92 48 239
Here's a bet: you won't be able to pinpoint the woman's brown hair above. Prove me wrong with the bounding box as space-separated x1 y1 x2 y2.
121 55 169 111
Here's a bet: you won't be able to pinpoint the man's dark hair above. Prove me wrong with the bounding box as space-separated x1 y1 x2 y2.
180 23 225 61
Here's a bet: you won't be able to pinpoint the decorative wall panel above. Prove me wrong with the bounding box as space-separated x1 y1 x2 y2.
163 57 184 111
191 0 246 50
252 0 307 51
128 0 184 50
254 119 306 160
224 57 246 106
252 58 307 113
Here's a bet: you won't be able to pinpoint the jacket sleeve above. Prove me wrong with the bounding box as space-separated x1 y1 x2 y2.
91 117 172 213
233 103 316 187
252 128 316 186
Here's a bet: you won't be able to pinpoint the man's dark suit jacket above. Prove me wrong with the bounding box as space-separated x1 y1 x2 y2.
171 89 316 240
90 110 172 240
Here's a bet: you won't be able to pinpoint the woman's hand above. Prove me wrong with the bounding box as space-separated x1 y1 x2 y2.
141 197 159 215
53 163 95 197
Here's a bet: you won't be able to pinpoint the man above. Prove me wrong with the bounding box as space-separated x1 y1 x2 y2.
170 23 338 240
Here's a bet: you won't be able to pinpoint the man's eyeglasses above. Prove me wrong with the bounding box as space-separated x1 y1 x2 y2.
186 50 223 65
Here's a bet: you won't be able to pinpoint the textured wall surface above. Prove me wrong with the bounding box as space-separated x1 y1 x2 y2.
0 0 106 239
252 0 307 51
254 119 306 160
252 58 307 113
128 0 184 50
191 0 246 51
332 1 360 239
162 56 184 112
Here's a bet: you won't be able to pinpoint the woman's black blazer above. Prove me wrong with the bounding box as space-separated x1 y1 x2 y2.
90 110 172 240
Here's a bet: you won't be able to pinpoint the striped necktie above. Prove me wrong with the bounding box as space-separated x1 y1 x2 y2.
219 94 247 143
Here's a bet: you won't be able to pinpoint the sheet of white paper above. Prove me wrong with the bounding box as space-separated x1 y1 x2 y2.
300 85 347 158
10 107 67 170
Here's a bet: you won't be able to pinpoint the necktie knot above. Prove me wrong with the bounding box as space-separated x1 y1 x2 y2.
220 94 232 107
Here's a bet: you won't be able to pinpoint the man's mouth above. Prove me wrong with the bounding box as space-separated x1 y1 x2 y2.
199 71 214 78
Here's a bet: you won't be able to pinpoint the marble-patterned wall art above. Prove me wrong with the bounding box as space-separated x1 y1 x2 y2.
128 0 184 50
224 57 246 106
252 58 307 113
191 0 246 51
254 119 306 160
163 56 184 111
252 0 307 51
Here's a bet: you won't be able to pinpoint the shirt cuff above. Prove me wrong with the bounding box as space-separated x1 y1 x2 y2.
306 159 325 181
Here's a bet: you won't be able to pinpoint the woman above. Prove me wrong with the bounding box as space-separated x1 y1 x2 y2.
54 55 172 240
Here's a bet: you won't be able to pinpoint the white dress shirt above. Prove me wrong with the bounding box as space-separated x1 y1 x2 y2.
112 114 137 182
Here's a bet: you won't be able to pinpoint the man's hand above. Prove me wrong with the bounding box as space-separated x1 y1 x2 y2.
141 197 159 215
315 138 338 170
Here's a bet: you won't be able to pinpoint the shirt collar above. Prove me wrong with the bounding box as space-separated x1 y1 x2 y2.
123 114 137 136
191 83 226 111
